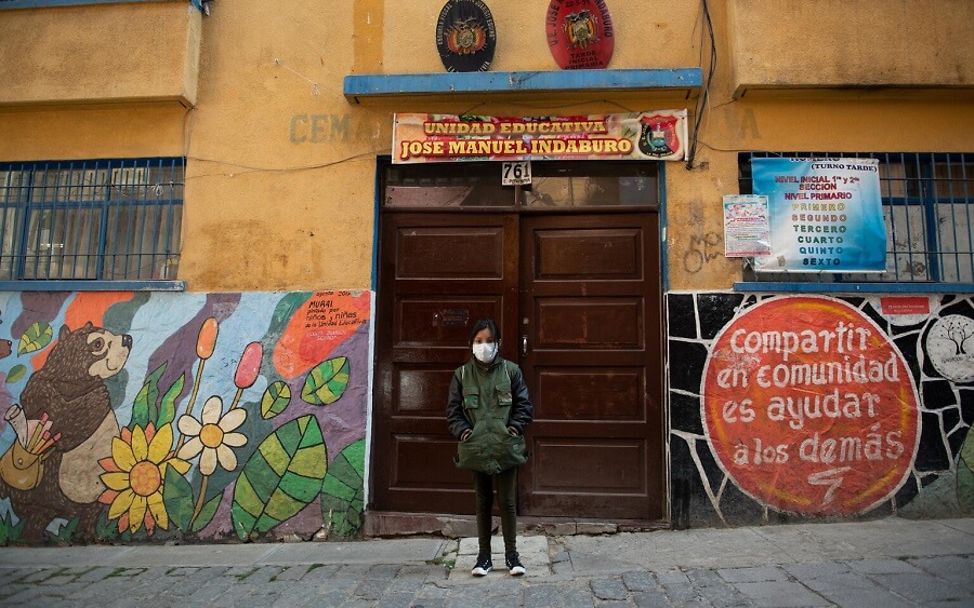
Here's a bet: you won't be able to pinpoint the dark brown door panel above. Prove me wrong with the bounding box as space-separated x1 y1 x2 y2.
534 298 645 350
534 228 644 280
533 366 646 421
393 366 457 418
396 226 506 279
395 296 504 349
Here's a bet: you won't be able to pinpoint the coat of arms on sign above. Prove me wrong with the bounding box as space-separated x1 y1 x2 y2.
545 0 614 69
436 0 497 72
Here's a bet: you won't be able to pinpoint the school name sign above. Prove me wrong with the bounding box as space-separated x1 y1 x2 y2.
392 111 687 163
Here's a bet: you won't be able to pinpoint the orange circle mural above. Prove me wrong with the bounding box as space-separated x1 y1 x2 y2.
702 296 920 515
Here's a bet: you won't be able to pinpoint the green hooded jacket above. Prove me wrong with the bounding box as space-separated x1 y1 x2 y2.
446 356 533 475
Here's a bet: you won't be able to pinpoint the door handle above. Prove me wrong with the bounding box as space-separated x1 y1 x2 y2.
521 335 528 356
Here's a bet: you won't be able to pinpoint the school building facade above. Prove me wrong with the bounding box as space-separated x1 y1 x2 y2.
0 0 971 543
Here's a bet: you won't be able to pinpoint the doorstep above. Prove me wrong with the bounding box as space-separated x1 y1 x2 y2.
363 511 669 538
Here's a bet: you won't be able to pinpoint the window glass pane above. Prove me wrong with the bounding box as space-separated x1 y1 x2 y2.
385 163 511 207
887 204 928 281
522 175 657 207
33 167 109 204
879 161 909 199
521 162 658 208
934 160 974 199
0 170 28 205
105 204 139 279
937 203 974 283
0 206 21 280
384 161 658 208
104 203 182 280
23 208 100 279
0 170 27 280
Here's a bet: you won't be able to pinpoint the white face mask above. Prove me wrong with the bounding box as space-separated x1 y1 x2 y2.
472 342 498 364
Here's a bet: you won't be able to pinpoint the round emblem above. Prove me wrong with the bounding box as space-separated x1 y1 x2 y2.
926 314 974 383
436 0 496 72
545 0 614 69
702 297 920 515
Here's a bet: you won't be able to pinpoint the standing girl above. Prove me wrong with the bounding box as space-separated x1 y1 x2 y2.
447 318 533 576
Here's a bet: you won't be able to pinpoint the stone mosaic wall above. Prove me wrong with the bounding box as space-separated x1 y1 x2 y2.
668 293 974 527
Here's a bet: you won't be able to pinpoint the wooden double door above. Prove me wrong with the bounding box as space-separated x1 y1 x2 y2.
372 211 663 520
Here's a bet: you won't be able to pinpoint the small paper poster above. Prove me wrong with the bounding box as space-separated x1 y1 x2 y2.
723 195 770 257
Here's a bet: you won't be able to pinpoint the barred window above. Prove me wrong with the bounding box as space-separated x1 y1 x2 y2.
739 152 974 286
0 158 183 282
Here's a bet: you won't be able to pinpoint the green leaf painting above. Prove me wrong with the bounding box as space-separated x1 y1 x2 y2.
0 512 24 546
5 365 26 384
53 516 80 542
191 493 223 533
962 427 974 471
130 363 168 430
232 415 328 540
18 322 52 356
301 357 350 405
960 428 974 511
320 439 366 539
130 363 178 430
261 381 292 419
158 373 185 428
95 510 119 542
163 466 194 532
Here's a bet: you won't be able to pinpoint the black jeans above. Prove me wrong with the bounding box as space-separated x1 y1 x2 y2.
473 467 518 556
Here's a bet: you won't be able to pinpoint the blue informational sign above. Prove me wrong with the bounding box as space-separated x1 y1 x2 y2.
752 158 886 273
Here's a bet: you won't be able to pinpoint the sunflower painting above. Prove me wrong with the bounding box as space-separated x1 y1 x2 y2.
97 423 189 535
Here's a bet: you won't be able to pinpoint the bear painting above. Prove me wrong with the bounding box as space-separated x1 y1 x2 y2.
0 322 131 541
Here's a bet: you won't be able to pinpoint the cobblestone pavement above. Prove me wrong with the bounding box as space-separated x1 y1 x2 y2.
0 518 972 607
1 555 973 607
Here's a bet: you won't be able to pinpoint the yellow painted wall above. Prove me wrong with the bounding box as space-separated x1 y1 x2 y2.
381 1 700 73
177 1 384 291
0 104 187 160
0 1 200 106
730 0 974 95
0 0 972 293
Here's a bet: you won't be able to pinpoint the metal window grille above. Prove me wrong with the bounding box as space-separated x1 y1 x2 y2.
0 158 184 282
739 152 974 285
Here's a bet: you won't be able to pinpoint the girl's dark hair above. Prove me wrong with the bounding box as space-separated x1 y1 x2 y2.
468 318 501 348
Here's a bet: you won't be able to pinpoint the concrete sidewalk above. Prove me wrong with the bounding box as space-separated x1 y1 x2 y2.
0 517 971 607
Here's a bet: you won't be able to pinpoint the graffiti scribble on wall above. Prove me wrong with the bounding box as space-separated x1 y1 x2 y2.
668 293 974 527
0 291 370 544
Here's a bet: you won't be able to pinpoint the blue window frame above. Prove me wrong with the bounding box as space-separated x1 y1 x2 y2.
738 152 974 292
0 158 184 286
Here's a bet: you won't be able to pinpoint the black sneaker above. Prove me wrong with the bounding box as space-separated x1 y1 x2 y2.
505 551 526 576
471 553 492 576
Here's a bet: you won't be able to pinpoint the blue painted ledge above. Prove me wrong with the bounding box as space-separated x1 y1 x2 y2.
734 281 974 294
344 68 702 102
0 280 186 292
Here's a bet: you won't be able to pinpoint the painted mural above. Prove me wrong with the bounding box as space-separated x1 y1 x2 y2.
0 291 370 544
668 293 974 528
